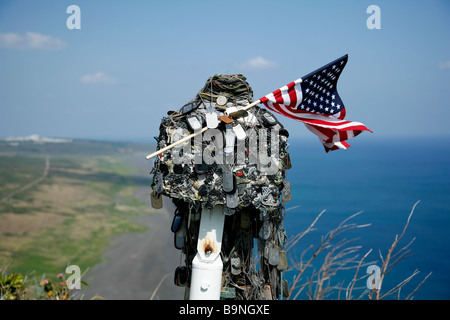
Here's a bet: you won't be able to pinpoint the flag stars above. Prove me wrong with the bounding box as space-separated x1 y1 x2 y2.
261 55 355 137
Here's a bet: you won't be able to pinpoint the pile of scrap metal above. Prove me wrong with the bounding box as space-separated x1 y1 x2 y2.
150 74 292 300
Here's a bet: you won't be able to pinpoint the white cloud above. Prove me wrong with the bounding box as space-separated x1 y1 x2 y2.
438 60 450 70
239 56 279 70
0 32 66 50
80 72 117 85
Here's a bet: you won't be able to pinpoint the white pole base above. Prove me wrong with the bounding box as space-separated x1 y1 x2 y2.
189 205 225 300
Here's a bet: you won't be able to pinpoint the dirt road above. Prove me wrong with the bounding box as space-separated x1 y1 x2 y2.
0 156 50 204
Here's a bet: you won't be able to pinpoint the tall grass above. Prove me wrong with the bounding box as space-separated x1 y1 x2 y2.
286 201 432 300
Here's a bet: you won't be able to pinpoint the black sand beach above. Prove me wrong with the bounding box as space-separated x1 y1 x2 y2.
81 156 185 300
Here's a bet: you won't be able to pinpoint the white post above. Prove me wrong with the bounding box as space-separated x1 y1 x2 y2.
189 205 225 300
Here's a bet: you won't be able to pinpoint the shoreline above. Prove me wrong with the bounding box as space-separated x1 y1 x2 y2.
80 156 185 300
80 197 185 300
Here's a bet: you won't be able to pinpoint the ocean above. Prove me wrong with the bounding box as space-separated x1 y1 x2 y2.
282 135 450 300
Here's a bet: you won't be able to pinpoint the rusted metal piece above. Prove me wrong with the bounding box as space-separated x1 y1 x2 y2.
202 235 216 256
219 115 233 124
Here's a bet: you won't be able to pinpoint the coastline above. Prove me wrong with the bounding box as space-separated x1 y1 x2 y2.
81 195 185 300
80 155 185 300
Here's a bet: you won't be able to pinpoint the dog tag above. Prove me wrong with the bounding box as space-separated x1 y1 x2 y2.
259 220 271 240
154 171 163 193
223 129 236 155
269 244 280 266
150 187 163 209
264 241 271 257
230 253 241 275
281 279 290 298
232 123 246 140
187 116 202 131
206 111 219 128
226 190 239 208
284 153 292 170
277 250 288 271
282 181 291 202
171 209 182 233
174 266 189 287
174 220 186 250
223 171 235 193
263 284 273 300
205 103 219 129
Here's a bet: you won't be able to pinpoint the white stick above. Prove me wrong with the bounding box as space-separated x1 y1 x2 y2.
241 99 261 111
145 99 261 160
145 126 208 160
189 205 225 300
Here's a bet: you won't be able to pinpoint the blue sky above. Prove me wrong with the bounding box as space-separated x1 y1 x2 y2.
0 0 449 142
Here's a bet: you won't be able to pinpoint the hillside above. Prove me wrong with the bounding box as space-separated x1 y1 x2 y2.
0 137 156 281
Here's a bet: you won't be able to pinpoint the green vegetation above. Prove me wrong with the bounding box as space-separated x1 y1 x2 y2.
0 138 155 287
1 267 88 300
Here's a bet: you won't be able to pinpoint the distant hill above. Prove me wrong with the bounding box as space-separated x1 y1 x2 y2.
0 136 155 157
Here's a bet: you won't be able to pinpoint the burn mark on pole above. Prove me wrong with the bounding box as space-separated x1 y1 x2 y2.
202 235 216 257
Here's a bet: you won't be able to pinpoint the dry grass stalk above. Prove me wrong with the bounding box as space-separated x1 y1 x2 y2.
286 211 372 300
368 200 432 300
286 201 431 300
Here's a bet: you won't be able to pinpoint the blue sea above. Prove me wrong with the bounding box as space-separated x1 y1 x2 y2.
282 136 450 300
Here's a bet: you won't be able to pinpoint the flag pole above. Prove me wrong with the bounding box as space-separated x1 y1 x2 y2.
145 99 261 160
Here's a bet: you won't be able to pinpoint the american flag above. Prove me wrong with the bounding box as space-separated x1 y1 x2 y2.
259 54 372 152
